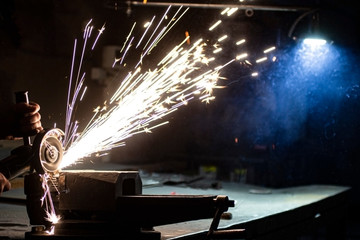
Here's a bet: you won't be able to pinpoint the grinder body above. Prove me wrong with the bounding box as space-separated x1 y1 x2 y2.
0 128 64 180
0 145 33 181
0 91 33 180
0 91 64 180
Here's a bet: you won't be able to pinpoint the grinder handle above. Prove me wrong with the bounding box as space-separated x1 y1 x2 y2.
15 91 32 146
0 146 33 180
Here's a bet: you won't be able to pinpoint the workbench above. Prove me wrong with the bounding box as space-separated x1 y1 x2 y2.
0 174 350 240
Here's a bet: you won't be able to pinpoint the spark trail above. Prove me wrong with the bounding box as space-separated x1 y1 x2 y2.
60 5 277 169
40 3 279 228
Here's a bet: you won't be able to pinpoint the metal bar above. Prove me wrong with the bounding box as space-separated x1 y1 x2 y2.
127 1 313 12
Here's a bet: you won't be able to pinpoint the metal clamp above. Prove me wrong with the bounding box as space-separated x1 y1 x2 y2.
206 195 245 239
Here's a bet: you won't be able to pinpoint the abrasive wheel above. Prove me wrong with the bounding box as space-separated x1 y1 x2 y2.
32 128 64 174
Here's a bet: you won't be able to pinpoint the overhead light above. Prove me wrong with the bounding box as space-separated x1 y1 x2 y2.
288 9 330 45
303 11 328 45
303 38 327 46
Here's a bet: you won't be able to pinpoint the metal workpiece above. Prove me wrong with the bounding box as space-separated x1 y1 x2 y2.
24 170 236 240
57 170 232 226
58 170 142 211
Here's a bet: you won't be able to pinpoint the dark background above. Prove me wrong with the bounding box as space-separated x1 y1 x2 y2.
1 0 360 221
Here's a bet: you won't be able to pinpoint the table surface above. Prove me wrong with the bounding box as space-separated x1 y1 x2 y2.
147 183 350 239
0 173 350 240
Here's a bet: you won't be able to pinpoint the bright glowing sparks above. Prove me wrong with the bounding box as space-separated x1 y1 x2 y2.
263 46 276 53
144 21 151 28
137 16 155 48
209 20 222 31
236 39 246 45
218 35 228 42
91 23 106 50
236 53 248 60
40 174 61 227
36 3 280 230
227 8 238 16
60 7 230 169
256 57 267 63
221 8 230 15
213 48 222 54
60 4 276 171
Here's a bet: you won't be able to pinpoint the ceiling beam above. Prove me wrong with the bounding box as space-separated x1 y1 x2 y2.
127 1 313 12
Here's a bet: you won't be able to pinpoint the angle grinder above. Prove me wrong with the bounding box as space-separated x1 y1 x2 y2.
0 92 64 180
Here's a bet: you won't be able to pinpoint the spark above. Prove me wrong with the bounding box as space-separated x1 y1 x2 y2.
91 23 106 50
142 5 171 50
236 53 248 60
83 19 92 39
185 31 190 44
120 36 134 65
256 57 267 63
40 173 61 229
263 46 276 53
215 59 236 71
236 39 246 45
45 226 56 235
136 15 155 48
209 20 222 31
112 58 121 67
144 21 151 28
218 35 228 42
63 17 121 148
65 38 77 141
60 8 231 168
121 22 136 52
148 6 189 53
213 48 222 54
221 8 230 15
227 8 238 16
135 27 167 68
60 4 277 169
80 86 87 101
39 3 280 230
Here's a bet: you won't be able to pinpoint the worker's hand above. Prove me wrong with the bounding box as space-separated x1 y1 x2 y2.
0 172 11 195
13 102 43 137
0 102 43 140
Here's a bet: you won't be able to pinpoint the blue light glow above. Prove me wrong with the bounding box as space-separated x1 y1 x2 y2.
296 39 333 74
231 42 360 149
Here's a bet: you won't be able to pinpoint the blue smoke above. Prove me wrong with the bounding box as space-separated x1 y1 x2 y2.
254 41 360 147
